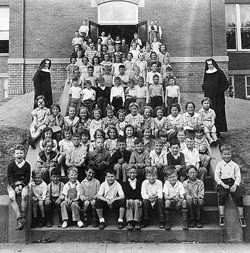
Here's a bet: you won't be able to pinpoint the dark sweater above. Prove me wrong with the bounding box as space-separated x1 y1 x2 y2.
110 149 131 167
7 161 31 188
122 180 142 200
167 152 186 170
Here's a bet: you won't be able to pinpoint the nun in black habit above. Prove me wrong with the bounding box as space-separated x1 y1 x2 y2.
202 59 229 136
33 59 53 109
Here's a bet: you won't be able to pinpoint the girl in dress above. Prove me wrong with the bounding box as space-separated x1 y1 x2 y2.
58 127 74 176
143 127 155 153
166 103 184 139
116 109 127 136
30 95 50 148
64 106 80 134
154 106 168 138
39 127 58 152
124 124 136 152
46 103 64 143
105 126 118 156
77 106 91 132
92 56 102 78
141 106 155 137
89 107 103 141
183 102 202 135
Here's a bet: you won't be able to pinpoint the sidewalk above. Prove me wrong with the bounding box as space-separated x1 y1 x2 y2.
0 243 250 253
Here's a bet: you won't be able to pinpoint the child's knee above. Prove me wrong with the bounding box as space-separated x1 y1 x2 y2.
114 163 121 171
8 190 16 202
84 200 90 208
21 187 29 199
182 199 187 209
165 199 171 208
38 200 44 207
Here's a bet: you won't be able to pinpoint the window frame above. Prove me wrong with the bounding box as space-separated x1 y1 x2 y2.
0 6 9 54
226 4 250 52
245 75 250 98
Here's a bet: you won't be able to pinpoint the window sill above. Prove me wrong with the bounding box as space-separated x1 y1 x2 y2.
0 53 9 56
227 50 250 53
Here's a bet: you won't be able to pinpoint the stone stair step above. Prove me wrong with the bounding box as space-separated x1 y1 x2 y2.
204 191 218 206
29 224 223 243
204 176 214 191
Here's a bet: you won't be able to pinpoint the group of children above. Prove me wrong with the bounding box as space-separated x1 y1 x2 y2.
7 26 246 233
7 138 247 232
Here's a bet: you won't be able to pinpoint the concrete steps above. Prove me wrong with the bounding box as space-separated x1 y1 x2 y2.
29 224 223 243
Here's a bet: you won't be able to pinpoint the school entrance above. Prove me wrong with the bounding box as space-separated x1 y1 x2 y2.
89 21 148 45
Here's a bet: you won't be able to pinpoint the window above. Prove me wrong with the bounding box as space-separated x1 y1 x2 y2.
98 1 138 25
228 75 234 98
245 76 250 98
0 6 9 53
226 4 250 50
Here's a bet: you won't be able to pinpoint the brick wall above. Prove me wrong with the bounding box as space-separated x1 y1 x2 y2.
23 63 67 93
0 56 8 73
14 0 226 58
7 0 228 95
210 0 227 56
9 0 24 58
24 0 96 58
8 63 66 96
172 61 228 93
139 0 213 57
234 75 246 99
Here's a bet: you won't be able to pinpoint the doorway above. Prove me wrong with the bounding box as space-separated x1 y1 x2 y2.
89 21 148 46
100 25 137 44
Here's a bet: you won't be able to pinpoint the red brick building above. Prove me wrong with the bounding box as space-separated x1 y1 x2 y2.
0 0 249 99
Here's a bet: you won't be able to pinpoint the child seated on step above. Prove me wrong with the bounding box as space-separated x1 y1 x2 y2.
81 80 96 114
37 139 58 184
125 102 144 135
163 166 188 230
68 77 82 116
64 106 80 134
89 107 103 142
104 126 118 156
116 109 127 136
167 137 186 182
95 168 126 230
141 167 165 229
182 134 207 182
39 127 58 152
177 128 187 151
61 167 84 228
102 105 118 135
183 165 204 228
29 95 50 149
129 138 151 182
45 168 64 227
46 103 64 143
65 132 86 182
149 139 168 183
7 144 30 230
198 97 218 146
194 125 212 170
87 137 110 183
110 136 131 182
80 162 100 227
215 144 247 228
58 127 74 177
183 102 202 135
122 165 142 231
30 170 47 228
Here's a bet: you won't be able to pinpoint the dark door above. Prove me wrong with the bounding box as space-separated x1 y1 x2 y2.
137 20 148 45
89 21 100 43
